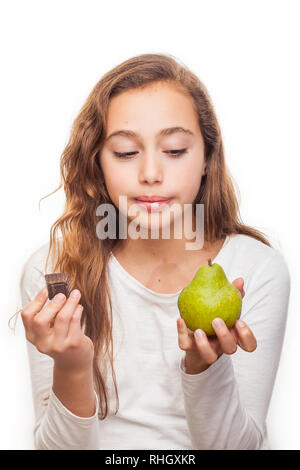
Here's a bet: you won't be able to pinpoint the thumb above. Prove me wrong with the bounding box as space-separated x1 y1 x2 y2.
232 278 245 298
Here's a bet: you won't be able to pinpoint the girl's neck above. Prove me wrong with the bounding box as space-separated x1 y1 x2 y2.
113 236 225 269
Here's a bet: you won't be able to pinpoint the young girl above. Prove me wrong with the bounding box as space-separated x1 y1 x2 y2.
19 53 291 450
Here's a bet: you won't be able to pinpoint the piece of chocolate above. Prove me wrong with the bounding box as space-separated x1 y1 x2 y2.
45 272 71 300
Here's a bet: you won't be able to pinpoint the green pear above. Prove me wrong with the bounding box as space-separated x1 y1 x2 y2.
177 259 242 336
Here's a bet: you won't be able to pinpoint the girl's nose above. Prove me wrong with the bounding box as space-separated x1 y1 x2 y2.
138 151 163 184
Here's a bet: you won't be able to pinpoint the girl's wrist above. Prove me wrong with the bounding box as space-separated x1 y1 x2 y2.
53 360 94 379
52 363 96 417
184 351 210 374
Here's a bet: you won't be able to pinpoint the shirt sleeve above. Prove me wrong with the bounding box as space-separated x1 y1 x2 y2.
20 257 101 450
179 249 291 450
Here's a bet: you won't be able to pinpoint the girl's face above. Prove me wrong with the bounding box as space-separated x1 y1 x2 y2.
99 81 206 234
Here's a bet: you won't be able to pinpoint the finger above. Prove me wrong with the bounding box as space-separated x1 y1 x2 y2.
53 289 81 340
32 292 67 334
211 318 237 355
194 329 219 364
177 318 193 350
232 278 245 298
229 325 239 344
21 287 49 326
234 320 257 352
67 304 84 344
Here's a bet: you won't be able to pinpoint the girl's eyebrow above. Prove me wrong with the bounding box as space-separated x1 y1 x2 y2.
105 127 194 143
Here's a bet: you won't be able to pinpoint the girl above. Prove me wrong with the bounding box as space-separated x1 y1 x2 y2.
19 53 291 450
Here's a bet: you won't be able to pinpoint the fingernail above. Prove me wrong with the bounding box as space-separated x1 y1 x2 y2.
195 329 205 339
54 293 66 303
236 319 246 328
70 289 81 299
212 318 225 331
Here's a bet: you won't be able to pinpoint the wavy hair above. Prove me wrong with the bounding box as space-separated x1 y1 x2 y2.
17 53 272 419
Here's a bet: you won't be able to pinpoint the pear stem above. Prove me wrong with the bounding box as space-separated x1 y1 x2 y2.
208 258 212 266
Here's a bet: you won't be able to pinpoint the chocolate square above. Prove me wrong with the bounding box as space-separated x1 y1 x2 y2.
44 272 71 300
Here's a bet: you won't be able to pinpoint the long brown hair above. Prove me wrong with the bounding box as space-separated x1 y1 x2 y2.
21 53 272 419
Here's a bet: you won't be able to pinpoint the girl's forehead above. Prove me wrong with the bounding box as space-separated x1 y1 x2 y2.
105 88 199 136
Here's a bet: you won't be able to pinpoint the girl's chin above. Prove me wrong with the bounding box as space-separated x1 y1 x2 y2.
127 214 176 233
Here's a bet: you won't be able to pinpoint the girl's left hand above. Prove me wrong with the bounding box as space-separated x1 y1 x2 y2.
176 278 257 374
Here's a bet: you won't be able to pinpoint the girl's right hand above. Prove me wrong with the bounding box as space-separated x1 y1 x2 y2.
21 286 94 374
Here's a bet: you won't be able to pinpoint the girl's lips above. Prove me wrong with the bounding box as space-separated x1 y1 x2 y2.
133 198 173 212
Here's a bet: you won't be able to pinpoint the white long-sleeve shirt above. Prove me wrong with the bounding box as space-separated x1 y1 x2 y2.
19 233 291 450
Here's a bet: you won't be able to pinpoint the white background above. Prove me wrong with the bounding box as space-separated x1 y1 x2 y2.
1 0 299 450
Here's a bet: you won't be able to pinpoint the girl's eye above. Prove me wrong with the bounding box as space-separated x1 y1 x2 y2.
166 149 187 157
113 149 187 159
113 151 137 159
